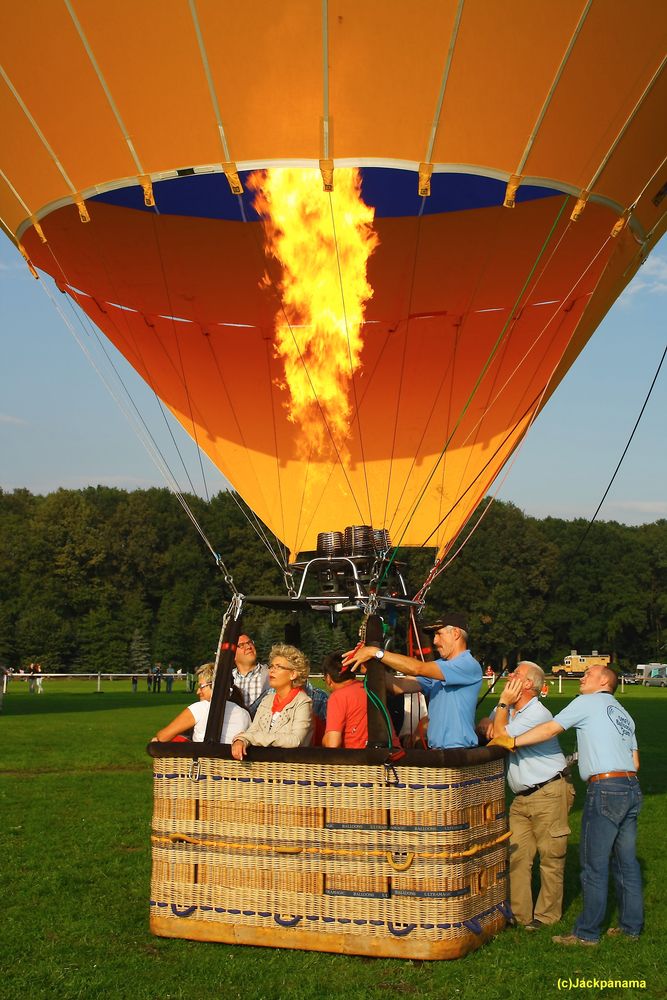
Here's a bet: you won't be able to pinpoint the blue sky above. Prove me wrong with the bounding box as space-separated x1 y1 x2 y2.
1 234 665 526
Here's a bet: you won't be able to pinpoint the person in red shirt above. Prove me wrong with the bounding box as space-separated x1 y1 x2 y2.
322 653 400 749
322 654 369 749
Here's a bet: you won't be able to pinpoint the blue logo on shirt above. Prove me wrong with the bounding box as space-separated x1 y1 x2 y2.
607 704 632 738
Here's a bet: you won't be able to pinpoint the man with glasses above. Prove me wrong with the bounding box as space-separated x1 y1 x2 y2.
344 613 482 749
232 634 269 716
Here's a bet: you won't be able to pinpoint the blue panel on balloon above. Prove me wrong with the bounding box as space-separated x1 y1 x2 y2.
91 168 560 221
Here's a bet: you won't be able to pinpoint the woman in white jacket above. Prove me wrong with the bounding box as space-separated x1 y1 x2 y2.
231 644 313 759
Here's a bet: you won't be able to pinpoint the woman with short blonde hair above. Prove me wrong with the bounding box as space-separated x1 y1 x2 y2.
152 662 250 744
231 644 312 759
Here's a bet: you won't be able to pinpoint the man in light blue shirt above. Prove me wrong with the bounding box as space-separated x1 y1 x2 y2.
490 663 642 946
344 612 482 749
479 661 574 929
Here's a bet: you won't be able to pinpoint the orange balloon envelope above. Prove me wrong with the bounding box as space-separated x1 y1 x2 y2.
2 1 666 561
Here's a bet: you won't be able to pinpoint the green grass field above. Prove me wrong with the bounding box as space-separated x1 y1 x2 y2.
1 680 665 1000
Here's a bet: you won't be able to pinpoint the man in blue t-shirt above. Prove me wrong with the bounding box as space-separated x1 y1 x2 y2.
343 613 482 749
490 663 642 946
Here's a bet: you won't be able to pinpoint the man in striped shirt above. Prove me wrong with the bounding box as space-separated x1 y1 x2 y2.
232 635 269 717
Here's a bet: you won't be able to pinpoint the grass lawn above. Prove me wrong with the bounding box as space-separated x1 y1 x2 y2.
1 680 665 1000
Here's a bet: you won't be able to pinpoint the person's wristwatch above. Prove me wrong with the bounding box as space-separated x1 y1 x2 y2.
374 648 385 661
498 702 509 709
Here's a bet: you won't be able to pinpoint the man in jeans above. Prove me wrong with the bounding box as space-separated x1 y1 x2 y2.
491 663 642 946
478 661 575 929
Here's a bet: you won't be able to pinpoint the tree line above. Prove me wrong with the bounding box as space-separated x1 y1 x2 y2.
0 487 664 674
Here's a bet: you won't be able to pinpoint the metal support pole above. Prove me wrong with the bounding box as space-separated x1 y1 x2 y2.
364 614 390 748
204 613 243 742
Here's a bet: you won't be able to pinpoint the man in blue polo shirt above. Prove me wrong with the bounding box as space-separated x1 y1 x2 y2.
490 662 642 946
343 613 482 749
479 661 574 929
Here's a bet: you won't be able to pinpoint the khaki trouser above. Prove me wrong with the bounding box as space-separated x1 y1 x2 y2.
509 776 576 925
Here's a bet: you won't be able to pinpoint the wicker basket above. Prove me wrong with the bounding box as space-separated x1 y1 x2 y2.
149 744 510 959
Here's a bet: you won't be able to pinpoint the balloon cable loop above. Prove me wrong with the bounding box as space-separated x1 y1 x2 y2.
283 568 298 599
214 552 239 595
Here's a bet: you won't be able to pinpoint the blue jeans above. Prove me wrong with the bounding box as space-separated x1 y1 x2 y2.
574 776 643 941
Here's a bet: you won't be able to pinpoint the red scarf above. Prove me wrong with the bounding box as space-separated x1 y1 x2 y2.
271 687 301 714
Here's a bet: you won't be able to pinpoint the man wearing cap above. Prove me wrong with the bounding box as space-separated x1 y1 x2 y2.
478 661 575 930
490 662 642 946
343 613 482 749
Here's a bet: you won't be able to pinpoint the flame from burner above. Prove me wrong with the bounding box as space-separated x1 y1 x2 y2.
249 167 379 458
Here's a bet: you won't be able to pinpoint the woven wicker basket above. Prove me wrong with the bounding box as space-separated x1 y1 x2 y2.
149 744 510 959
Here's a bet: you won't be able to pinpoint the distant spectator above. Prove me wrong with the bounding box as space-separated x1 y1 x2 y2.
131 675 138 693
153 663 162 693
147 672 153 692
165 663 175 693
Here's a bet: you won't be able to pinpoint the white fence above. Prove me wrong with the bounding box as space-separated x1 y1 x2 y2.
1 672 193 694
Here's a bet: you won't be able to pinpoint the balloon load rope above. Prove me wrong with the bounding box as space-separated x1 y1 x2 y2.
213 594 244 681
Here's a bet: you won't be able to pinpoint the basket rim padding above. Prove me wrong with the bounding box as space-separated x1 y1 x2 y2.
147 742 507 768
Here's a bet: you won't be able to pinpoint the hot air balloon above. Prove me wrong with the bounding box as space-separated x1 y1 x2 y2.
2 0 666 961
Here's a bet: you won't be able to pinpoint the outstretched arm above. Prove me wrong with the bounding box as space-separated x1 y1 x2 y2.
152 707 196 742
490 718 564 750
343 645 444 681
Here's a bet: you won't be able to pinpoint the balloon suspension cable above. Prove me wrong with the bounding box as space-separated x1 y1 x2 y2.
380 195 571 588
226 489 290 575
149 210 212 503
46 244 197 502
381 207 427 533
213 594 244 683
409 609 427 662
477 673 501 708
61 224 205 500
413 224 628 600
146 202 289 574
415 382 557 602
199 335 291 571
413 392 544 603
36 268 228 580
574 340 667 555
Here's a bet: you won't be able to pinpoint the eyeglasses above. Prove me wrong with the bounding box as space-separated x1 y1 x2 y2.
237 640 255 649
198 682 211 690
270 663 291 671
